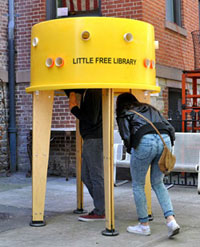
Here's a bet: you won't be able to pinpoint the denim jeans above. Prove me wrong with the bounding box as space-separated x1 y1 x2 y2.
82 138 105 215
130 134 174 223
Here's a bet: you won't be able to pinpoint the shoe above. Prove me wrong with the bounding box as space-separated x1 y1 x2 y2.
167 220 180 238
78 211 105 222
127 223 151 236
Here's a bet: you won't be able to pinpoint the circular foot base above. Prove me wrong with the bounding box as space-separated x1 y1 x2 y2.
102 228 119 236
30 220 46 227
148 214 154 221
73 209 87 214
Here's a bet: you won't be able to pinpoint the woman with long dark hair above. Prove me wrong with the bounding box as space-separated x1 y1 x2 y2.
116 93 180 238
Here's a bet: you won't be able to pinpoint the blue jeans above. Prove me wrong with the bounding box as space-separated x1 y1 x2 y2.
130 134 174 223
82 138 105 215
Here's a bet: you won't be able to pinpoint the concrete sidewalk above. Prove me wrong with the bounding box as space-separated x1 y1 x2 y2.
0 172 199 247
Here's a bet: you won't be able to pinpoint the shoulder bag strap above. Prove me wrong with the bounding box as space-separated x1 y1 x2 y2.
129 109 166 147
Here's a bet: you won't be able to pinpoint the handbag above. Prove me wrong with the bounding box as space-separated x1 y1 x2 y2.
129 110 176 175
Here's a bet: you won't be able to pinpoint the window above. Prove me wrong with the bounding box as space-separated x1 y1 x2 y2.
46 0 101 20
166 0 182 26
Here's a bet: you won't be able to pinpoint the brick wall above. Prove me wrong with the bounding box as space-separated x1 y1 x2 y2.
15 0 46 70
0 1 9 172
15 83 32 171
181 0 199 70
50 94 76 177
15 83 77 175
52 94 76 129
48 131 76 177
0 0 48 172
141 0 199 119
14 0 78 175
0 1 8 70
101 0 142 19
26 129 76 177
150 78 168 118
142 0 199 71
11 0 200 175
0 80 9 173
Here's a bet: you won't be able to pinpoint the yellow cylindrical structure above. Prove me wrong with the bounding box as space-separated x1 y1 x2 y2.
28 17 156 232
26 17 159 93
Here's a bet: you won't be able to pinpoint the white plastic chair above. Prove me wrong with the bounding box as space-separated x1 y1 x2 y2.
113 130 130 186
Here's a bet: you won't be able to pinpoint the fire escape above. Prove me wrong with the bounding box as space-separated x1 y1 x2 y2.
182 30 200 132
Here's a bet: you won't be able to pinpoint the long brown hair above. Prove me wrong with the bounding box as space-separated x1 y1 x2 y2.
116 93 139 117
116 93 158 117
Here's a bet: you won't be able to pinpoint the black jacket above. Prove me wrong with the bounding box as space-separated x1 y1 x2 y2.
65 89 102 139
116 104 175 153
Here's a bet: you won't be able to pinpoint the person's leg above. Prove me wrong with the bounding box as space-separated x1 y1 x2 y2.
151 134 180 237
151 134 174 218
81 140 94 198
89 139 104 215
130 135 156 223
127 135 157 235
82 138 104 215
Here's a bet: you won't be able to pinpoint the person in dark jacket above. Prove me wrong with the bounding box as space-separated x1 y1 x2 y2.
65 89 105 222
116 92 180 238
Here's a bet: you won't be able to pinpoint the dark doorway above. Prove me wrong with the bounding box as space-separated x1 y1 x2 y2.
168 88 182 132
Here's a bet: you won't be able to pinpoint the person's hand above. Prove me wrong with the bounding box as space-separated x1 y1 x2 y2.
69 92 78 110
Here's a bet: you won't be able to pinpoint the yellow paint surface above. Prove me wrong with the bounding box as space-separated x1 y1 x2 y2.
26 17 159 93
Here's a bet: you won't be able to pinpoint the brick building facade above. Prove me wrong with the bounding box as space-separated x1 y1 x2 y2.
0 0 199 175
0 1 9 173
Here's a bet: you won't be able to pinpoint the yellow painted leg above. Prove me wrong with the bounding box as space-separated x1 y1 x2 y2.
73 119 87 214
131 89 152 218
30 90 54 226
102 89 118 236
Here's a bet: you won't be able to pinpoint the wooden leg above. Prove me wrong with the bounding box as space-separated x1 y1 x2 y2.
30 90 54 226
73 120 87 214
102 89 118 236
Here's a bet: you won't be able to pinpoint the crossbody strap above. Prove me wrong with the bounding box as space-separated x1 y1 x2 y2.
129 109 166 147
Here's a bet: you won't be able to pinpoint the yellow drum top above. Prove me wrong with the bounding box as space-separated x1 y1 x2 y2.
26 17 159 93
